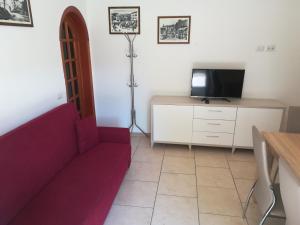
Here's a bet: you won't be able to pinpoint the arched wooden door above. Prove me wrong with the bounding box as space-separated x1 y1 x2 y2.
60 7 95 118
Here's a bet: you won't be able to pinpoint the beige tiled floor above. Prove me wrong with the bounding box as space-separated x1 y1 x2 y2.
104 135 285 225
162 156 195 174
125 161 161 182
196 167 235 188
152 195 199 225
158 173 197 197
198 186 243 216
228 161 257 180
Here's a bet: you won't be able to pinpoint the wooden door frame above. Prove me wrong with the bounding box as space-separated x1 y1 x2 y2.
59 6 95 118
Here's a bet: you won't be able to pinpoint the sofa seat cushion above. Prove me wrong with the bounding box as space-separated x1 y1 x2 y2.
9 143 131 225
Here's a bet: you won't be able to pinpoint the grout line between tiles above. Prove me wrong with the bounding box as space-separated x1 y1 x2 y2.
164 154 196 158
199 212 251 219
160 171 196 175
194 150 201 225
130 138 140 159
196 165 229 169
234 177 257 181
149 146 165 225
164 155 195 159
231 177 257 181
227 159 256 163
124 179 159 183
195 165 230 169
132 159 164 164
129 161 162 165
156 193 197 199
227 155 249 225
112 203 154 209
197 185 236 190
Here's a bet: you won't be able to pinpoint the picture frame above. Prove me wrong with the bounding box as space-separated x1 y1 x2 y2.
158 16 191 44
0 0 33 27
108 6 140 34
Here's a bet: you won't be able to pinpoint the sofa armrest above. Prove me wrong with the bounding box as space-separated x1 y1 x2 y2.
97 127 131 145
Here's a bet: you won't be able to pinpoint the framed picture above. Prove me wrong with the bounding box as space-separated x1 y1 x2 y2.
108 6 140 34
0 0 33 27
158 16 191 44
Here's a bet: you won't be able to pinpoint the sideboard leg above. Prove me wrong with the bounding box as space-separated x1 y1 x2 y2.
188 144 192 151
151 141 154 148
232 147 236 154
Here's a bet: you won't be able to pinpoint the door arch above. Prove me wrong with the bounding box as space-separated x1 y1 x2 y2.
59 6 95 118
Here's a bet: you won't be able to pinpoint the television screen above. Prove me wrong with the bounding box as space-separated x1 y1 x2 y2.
191 69 245 98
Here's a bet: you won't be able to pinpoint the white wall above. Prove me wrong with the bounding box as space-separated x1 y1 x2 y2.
1 0 299 135
0 0 87 135
87 0 300 133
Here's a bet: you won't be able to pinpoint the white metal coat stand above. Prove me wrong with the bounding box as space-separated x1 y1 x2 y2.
124 33 147 136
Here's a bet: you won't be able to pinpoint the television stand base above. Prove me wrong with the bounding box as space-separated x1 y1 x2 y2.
220 98 231 102
201 98 210 104
200 98 231 104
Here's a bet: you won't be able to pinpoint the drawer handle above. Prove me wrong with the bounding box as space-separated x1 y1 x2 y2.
208 110 223 113
206 135 220 138
207 123 221 126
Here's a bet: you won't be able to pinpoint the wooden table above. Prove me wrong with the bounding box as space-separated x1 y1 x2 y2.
263 132 300 180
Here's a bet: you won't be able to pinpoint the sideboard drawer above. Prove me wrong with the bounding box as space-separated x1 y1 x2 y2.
193 119 235 133
192 132 234 146
194 106 237 120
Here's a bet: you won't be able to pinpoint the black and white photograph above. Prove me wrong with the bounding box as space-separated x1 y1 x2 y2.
158 16 191 44
108 6 140 34
0 0 33 26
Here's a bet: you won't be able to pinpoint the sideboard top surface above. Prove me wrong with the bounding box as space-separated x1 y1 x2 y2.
151 96 286 109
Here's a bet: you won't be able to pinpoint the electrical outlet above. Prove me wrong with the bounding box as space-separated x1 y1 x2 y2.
266 45 276 52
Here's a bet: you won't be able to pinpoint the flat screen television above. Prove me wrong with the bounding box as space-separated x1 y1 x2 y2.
191 69 245 99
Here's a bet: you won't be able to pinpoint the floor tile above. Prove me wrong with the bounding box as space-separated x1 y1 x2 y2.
131 147 138 159
199 214 247 225
196 167 235 188
235 179 256 203
164 145 195 158
158 173 197 197
246 217 260 225
198 186 243 216
226 149 255 162
151 195 199 225
247 217 285 225
243 202 260 222
228 161 257 179
104 205 152 225
138 136 151 148
114 180 157 207
244 202 285 225
125 161 161 182
131 135 141 150
133 147 164 163
151 143 168 150
162 156 195 174
195 148 229 168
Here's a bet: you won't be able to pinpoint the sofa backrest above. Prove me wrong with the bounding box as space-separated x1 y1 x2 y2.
0 103 79 225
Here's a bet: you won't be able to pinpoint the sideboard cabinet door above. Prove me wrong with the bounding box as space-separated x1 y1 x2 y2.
152 105 193 144
234 108 283 148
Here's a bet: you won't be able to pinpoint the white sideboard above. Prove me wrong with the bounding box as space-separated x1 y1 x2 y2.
151 96 286 152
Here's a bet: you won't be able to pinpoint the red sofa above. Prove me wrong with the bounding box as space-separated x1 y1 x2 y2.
0 103 131 225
